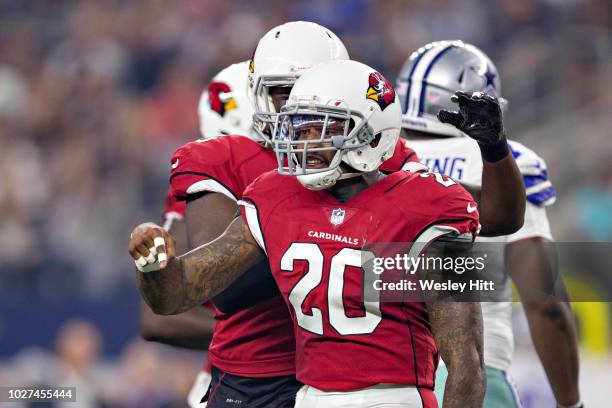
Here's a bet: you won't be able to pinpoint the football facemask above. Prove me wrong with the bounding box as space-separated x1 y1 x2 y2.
272 104 375 181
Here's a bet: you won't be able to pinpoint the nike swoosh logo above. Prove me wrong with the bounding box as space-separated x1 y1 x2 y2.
467 203 477 213
171 159 179 169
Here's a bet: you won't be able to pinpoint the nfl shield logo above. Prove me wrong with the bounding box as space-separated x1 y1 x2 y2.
330 208 345 226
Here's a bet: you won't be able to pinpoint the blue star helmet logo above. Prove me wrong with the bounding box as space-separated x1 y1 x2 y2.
483 64 497 89
469 63 497 91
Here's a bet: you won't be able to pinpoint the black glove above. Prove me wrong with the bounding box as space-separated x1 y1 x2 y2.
438 91 509 162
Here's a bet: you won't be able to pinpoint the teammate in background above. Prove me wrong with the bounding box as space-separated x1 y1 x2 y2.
129 60 486 408
396 40 582 408
139 61 255 407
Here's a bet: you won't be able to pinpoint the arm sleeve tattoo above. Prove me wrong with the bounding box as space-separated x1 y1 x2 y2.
136 217 265 315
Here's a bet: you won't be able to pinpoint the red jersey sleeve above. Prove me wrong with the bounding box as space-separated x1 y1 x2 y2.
238 170 282 255
162 185 186 229
393 171 480 244
169 137 241 202
379 138 421 173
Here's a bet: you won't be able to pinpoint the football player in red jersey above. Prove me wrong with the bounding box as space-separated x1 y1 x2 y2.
138 61 255 407
130 60 485 407
144 22 353 408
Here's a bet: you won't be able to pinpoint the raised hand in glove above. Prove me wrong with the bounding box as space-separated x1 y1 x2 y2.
438 91 509 162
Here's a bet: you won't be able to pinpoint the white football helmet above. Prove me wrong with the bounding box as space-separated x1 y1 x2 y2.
248 21 349 144
198 61 256 140
396 40 507 138
272 60 401 190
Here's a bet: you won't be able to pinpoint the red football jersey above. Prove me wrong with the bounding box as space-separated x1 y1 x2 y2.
162 185 186 227
379 137 420 172
170 135 296 377
239 169 479 391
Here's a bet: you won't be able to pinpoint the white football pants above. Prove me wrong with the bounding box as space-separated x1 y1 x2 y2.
294 383 436 408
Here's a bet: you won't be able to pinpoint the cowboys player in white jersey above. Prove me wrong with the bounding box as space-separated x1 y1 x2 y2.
396 41 582 408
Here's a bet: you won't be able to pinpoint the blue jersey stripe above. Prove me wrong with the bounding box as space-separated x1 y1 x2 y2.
510 144 521 159
527 186 556 206
523 172 549 188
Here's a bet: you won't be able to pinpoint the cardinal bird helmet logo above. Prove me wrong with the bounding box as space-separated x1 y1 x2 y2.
366 72 395 111
208 82 237 117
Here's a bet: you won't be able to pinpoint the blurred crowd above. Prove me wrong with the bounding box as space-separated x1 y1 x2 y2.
0 319 202 407
0 0 610 303
1 1 611 407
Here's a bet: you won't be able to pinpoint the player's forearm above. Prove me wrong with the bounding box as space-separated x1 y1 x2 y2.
429 302 485 408
435 308 485 408
479 153 525 236
507 238 581 405
524 300 580 405
443 356 486 408
135 257 187 315
138 218 264 315
139 302 214 350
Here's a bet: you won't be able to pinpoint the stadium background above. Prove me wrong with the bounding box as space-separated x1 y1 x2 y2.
0 0 610 406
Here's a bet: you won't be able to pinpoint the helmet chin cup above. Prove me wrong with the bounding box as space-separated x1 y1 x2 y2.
297 167 343 190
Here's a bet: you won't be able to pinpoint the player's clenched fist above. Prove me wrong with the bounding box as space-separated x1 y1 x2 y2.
128 223 176 272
